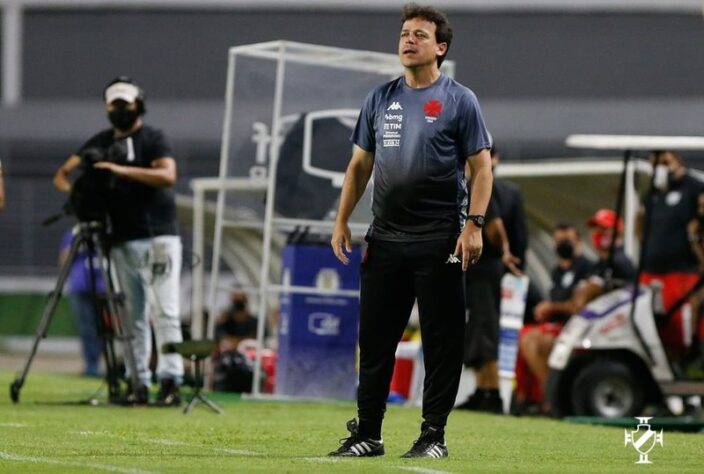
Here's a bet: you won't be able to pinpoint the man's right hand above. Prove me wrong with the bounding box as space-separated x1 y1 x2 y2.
331 222 352 265
53 155 81 193
533 301 553 322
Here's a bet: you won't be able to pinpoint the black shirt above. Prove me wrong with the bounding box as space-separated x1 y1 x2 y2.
78 125 178 242
352 75 492 241
589 248 637 285
215 314 258 341
549 255 594 302
465 191 503 276
642 172 703 273
493 178 528 268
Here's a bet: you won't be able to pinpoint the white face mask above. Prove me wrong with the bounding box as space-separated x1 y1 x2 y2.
653 164 669 190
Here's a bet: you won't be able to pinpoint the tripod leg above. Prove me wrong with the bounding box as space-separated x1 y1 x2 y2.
197 393 223 415
92 230 141 395
84 234 122 401
93 292 121 401
183 393 199 415
11 229 83 403
182 360 222 414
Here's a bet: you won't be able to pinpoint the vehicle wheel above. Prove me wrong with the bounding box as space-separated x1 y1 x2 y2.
571 360 645 418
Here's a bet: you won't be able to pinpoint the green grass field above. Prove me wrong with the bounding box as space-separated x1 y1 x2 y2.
0 369 701 473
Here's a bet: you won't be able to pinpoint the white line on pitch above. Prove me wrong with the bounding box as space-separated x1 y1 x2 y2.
70 430 112 436
0 451 156 474
397 467 452 474
65 431 260 457
213 448 260 456
301 457 340 463
0 422 27 428
146 438 187 446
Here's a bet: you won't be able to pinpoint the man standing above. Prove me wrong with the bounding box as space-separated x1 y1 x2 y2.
329 3 492 458
54 77 184 406
639 150 704 363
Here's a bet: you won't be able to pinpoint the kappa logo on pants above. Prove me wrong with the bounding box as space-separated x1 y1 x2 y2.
445 254 460 264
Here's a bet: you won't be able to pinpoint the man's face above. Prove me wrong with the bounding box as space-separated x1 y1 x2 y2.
553 228 578 247
399 17 445 68
650 151 682 172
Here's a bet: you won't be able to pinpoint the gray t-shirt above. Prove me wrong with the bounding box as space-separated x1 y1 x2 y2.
352 74 491 241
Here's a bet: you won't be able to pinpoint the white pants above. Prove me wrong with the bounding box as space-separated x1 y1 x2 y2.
111 235 184 386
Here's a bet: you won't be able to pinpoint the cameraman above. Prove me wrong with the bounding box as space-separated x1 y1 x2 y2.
53 77 184 406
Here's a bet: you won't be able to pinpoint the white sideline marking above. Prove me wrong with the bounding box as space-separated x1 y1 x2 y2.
301 457 340 463
214 448 259 456
0 451 156 474
64 432 260 457
70 430 112 436
147 438 187 446
0 422 26 428
397 467 452 474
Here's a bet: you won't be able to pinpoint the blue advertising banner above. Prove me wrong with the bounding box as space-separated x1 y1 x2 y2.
276 244 361 400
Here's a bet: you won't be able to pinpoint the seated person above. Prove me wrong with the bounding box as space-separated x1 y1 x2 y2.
514 210 636 414
513 223 594 412
215 291 258 353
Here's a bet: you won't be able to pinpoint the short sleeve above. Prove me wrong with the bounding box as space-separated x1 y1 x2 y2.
148 128 174 162
457 90 492 158
351 91 376 152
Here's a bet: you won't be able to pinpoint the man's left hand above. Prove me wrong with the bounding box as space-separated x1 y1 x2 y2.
454 224 482 271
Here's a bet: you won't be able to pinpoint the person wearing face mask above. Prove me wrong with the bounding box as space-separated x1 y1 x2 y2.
511 223 595 414
528 212 634 332
53 77 184 407
546 224 594 303
638 150 704 363
215 291 259 352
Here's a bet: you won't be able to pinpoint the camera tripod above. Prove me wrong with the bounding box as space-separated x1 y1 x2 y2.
9 221 140 404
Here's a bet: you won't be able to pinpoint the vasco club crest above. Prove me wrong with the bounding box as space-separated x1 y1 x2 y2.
624 417 664 464
423 99 442 123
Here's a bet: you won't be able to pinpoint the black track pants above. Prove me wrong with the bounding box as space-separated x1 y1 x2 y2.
356 238 465 429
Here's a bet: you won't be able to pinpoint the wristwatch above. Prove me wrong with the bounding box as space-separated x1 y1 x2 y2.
468 214 485 228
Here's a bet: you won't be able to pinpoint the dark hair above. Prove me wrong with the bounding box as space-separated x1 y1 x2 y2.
401 3 453 67
650 150 683 164
554 222 580 237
